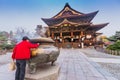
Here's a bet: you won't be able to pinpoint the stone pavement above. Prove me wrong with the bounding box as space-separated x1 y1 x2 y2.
0 52 11 66
0 52 15 80
0 49 119 80
57 49 118 80
0 64 15 80
90 58 120 63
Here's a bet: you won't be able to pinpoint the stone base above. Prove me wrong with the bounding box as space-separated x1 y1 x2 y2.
25 63 60 80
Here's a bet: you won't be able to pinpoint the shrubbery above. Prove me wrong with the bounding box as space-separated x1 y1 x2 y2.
0 43 15 50
107 40 120 50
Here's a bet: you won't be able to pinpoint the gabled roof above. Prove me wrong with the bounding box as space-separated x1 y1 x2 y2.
42 3 99 26
53 3 84 18
42 11 98 26
41 3 109 32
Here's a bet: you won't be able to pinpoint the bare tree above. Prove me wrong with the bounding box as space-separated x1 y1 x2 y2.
34 25 46 37
14 27 31 42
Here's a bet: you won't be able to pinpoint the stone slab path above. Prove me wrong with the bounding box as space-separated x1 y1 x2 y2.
57 49 118 80
90 58 120 63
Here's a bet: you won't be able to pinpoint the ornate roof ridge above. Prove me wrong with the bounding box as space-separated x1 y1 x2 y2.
52 3 84 19
64 3 84 15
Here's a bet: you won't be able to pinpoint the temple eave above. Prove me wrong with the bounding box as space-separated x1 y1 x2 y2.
90 23 109 27
88 23 109 31
41 13 99 26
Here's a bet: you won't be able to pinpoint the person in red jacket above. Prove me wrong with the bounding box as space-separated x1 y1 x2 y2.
12 36 39 80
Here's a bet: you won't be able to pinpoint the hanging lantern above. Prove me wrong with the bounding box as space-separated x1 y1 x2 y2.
54 36 56 39
57 36 59 39
76 36 79 39
81 37 85 41
86 35 91 39
71 38 73 41
60 38 62 42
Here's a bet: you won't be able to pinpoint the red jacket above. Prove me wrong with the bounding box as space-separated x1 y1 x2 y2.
12 40 39 60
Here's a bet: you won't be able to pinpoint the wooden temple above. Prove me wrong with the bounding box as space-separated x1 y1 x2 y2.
42 3 109 48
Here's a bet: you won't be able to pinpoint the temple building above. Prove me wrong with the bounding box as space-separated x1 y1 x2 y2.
42 3 109 48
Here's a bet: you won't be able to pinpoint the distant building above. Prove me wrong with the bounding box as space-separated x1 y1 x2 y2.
42 3 109 48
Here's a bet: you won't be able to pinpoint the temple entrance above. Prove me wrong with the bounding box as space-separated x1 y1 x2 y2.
64 37 71 42
63 37 72 48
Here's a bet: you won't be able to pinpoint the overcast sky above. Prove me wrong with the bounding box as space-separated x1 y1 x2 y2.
0 0 120 37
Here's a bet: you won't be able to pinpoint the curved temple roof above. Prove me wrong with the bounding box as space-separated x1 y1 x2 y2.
88 23 109 31
42 3 99 26
42 3 109 32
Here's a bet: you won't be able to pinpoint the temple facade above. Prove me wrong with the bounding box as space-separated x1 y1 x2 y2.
42 3 109 48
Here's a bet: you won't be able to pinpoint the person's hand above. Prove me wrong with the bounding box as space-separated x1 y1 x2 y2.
37 43 40 45
12 59 15 62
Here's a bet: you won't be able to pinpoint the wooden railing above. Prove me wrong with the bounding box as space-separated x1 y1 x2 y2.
105 49 120 55
95 47 120 56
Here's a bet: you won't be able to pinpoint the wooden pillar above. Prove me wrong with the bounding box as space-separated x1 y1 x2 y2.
51 32 54 39
79 31 81 41
60 32 62 37
81 31 83 37
78 32 81 48
94 32 97 46
71 32 73 37
47 29 50 37
60 32 62 48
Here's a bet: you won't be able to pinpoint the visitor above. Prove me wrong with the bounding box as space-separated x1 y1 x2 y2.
12 36 40 80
